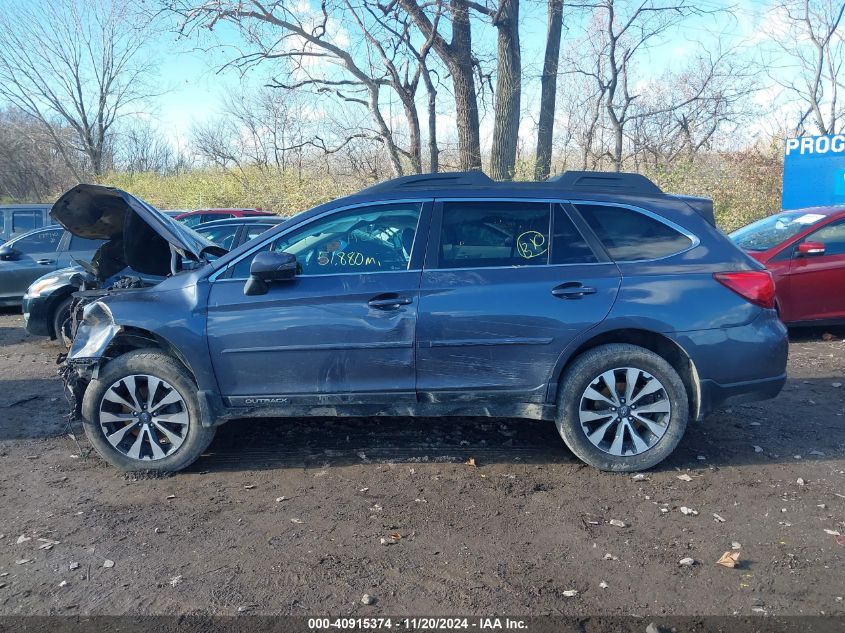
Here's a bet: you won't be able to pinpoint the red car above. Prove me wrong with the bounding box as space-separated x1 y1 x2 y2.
730 207 845 325
174 208 273 227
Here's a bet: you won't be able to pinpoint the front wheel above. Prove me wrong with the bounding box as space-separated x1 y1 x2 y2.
555 343 688 472
81 349 216 472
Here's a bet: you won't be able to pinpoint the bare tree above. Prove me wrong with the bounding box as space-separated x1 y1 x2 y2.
398 0 483 171
0 108 81 201
629 47 762 167
771 0 845 135
169 0 439 177
563 1 719 170
0 0 158 177
534 0 564 180
116 120 182 174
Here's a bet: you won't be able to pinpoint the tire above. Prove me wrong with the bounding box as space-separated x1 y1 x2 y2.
51 296 73 348
81 349 216 472
555 343 688 472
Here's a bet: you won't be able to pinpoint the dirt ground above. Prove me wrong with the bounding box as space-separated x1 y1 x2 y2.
0 308 842 618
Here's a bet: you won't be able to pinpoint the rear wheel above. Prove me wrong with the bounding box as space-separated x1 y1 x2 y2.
555 343 688 471
81 350 215 472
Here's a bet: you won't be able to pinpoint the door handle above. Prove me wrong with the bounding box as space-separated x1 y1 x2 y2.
368 295 413 309
36 259 55 265
552 283 597 299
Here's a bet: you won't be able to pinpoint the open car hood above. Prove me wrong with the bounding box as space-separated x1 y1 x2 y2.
50 184 226 278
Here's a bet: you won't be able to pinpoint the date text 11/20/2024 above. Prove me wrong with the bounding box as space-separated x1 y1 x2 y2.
308 618 528 630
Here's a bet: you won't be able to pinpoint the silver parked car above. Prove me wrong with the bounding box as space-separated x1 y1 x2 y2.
0 226 103 306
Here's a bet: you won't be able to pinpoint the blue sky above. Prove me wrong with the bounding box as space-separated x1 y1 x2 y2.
126 0 794 149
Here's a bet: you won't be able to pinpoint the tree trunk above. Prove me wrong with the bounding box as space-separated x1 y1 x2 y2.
534 0 562 181
399 92 423 173
490 0 521 180
422 65 440 172
449 0 482 171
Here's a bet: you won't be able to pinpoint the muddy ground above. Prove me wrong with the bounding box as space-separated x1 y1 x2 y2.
0 308 842 618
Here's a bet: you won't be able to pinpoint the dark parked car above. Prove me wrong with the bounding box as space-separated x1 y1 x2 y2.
0 226 103 307
0 204 54 241
730 207 845 326
55 174 787 473
22 216 283 342
174 208 273 227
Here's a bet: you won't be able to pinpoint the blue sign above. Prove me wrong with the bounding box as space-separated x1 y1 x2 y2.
782 134 845 209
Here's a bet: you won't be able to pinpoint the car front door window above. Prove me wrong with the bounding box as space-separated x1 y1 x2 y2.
12 229 62 254
802 219 845 256
230 204 422 278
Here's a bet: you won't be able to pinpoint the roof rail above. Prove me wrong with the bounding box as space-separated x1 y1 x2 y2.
548 171 663 195
358 171 494 193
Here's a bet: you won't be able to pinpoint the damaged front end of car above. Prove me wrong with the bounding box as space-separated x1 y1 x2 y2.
51 184 227 418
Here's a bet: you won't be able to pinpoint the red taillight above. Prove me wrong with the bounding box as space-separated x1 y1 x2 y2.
713 271 776 309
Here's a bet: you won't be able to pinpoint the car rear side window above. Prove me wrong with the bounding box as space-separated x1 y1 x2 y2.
576 203 693 261
439 201 550 268
69 236 105 252
12 210 41 234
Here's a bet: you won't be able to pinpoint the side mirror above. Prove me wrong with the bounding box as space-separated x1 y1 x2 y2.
244 251 298 296
0 245 20 261
797 240 825 257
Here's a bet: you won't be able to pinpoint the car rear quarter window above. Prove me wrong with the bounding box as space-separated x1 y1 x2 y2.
438 201 551 268
804 219 845 256
576 203 693 261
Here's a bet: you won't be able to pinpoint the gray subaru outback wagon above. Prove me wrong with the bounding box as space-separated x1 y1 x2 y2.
53 172 788 473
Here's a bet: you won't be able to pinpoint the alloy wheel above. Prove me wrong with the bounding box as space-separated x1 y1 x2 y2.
98 374 189 461
578 367 671 457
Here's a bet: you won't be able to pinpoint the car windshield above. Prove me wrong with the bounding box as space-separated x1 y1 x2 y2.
730 211 827 251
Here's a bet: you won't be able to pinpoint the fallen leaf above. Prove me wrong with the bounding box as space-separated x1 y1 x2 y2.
716 551 740 568
465 457 477 467
389 532 402 541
